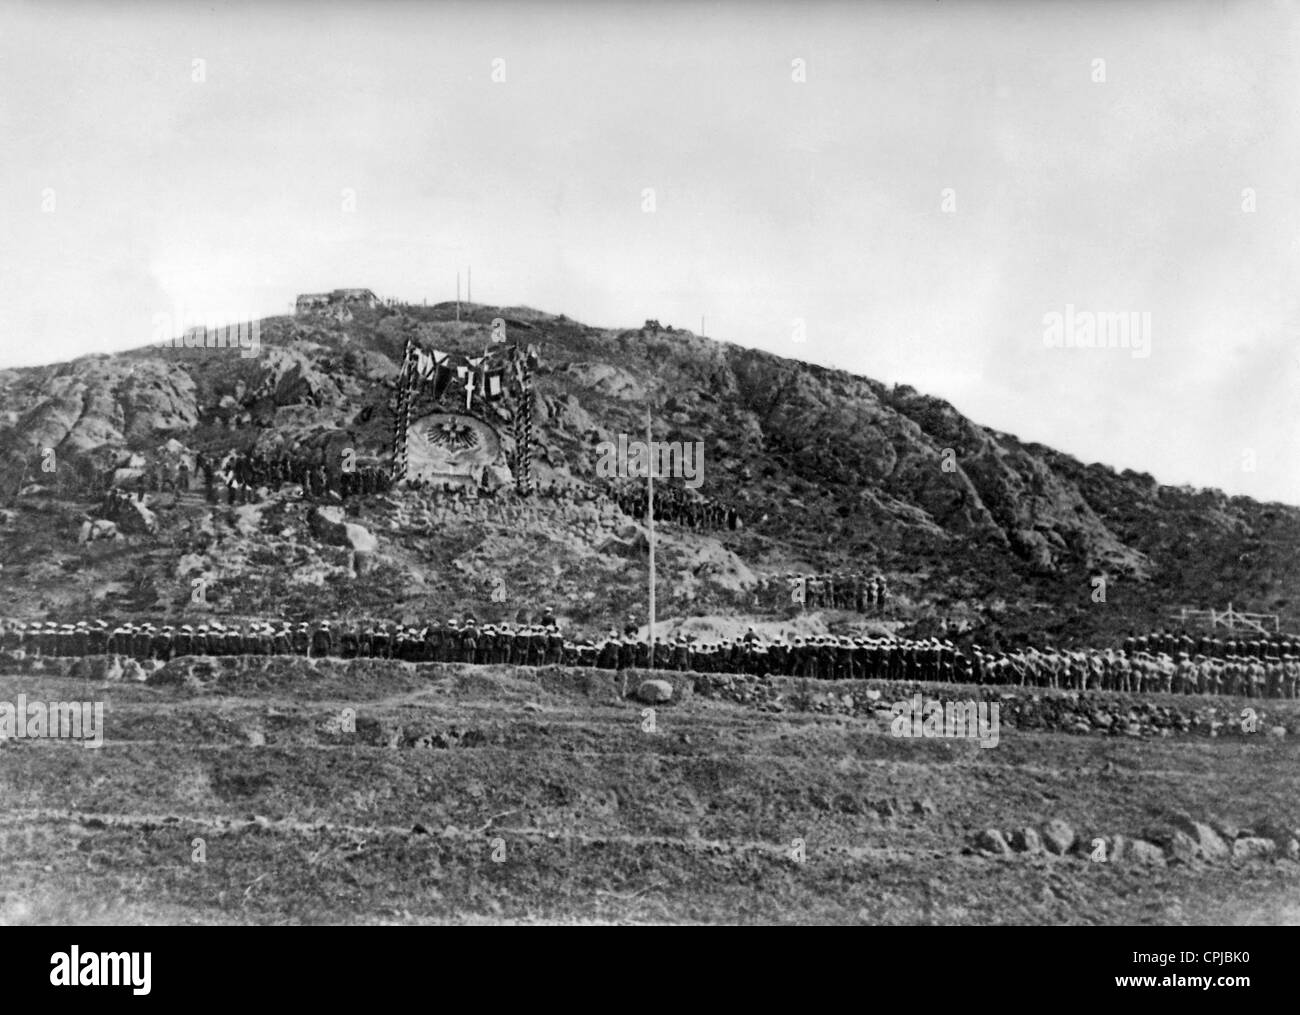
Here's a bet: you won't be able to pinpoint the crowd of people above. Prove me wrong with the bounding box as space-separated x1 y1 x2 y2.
92 450 392 509
608 481 741 531
193 451 392 504
5 617 1298 699
754 572 891 612
97 486 150 520
1121 628 1290 661
401 482 625 530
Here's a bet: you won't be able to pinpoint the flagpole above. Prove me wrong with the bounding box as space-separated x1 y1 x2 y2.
646 409 655 671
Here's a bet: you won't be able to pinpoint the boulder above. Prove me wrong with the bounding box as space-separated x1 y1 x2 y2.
1041 818 1076 855
1010 827 1044 854
77 518 120 544
1147 828 1200 865
974 829 1012 856
1231 837 1277 861
1170 814 1230 861
635 680 673 704
1250 818 1295 850
598 534 647 560
1126 839 1168 866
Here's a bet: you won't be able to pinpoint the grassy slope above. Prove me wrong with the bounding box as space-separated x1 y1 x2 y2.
1 663 1297 925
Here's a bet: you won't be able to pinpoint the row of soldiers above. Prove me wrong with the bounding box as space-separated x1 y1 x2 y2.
756 573 890 612
194 451 392 505
1122 630 1299 661
403 486 623 530
609 481 741 532
5 618 1298 698
95 462 190 498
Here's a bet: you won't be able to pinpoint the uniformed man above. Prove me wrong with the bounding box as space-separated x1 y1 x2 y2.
460 624 478 666
272 622 292 656
131 623 151 660
308 621 330 658
340 623 359 660
545 626 564 666
372 622 390 659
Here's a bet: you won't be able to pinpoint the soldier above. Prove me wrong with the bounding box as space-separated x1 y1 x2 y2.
205 622 224 656
88 620 108 656
461 624 478 665
545 626 564 666
835 637 853 681
445 620 462 663
272 622 292 656
2 620 23 654
189 623 208 657
617 633 635 671
153 624 173 661
70 621 88 658
174 624 193 658
1247 658 1266 699
357 622 374 659
292 622 310 657
340 623 359 660
428 620 448 662
1220 658 1238 696
597 631 618 671
421 623 440 663
311 621 332 658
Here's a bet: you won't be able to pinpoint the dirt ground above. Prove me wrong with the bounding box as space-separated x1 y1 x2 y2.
1 661 1297 925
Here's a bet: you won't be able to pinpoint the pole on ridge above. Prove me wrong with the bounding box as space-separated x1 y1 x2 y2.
646 409 656 671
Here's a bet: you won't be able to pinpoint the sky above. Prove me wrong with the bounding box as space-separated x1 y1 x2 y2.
1 0 1298 504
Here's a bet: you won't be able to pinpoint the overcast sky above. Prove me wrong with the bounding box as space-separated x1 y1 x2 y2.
1 0 1297 503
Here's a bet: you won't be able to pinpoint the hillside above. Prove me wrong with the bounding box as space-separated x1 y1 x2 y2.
0 300 1296 646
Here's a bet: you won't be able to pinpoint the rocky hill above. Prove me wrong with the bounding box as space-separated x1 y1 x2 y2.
0 301 1296 646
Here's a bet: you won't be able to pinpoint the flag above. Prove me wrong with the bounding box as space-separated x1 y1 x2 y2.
429 350 452 401
485 369 505 401
456 364 472 410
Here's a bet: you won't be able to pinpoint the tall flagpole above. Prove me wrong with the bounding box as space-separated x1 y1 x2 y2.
456 272 461 321
646 409 656 670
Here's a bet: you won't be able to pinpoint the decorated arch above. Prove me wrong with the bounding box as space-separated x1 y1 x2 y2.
391 336 539 492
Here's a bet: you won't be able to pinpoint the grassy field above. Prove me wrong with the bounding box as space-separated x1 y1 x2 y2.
1 661 1298 925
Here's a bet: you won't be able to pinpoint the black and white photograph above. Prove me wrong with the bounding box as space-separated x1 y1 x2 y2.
0 0 1297 967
